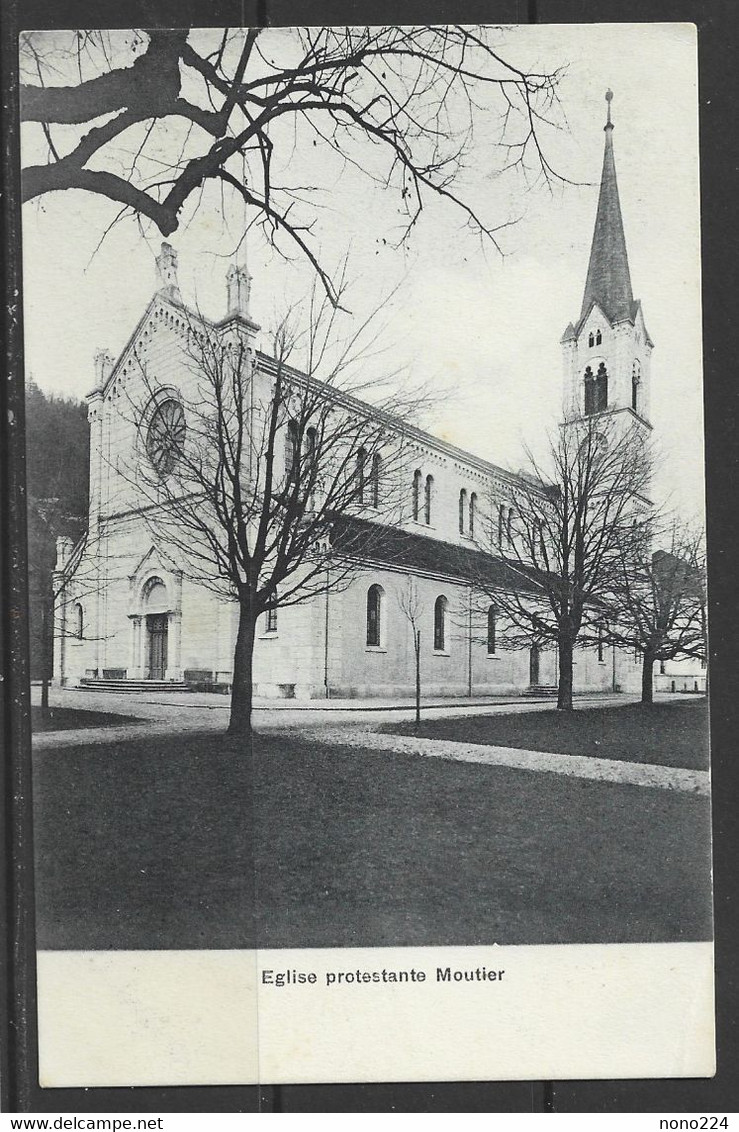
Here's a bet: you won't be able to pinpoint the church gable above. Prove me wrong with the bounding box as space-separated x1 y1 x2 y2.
128 544 182 615
578 300 611 345
99 294 207 406
631 300 654 350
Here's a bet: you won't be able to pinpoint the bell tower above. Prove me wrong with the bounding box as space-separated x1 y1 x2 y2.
561 91 653 436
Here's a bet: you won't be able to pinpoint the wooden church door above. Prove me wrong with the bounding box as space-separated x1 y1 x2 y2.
147 614 168 680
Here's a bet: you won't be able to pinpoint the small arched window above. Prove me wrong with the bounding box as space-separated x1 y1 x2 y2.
434 595 448 652
487 605 497 655
584 366 595 416
305 426 317 468
632 360 641 412
412 469 422 521
588 332 595 348
596 362 608 412
370 453 381 508
498 503 505 547
265 596 278 634
424 474 434 525
596 328 602 346
356 447 367 504
285 419 299 480
306 427 318 509
459 488 467 534
366 584 383 647
469 492 477 538
74 602 83 640
507 507 514 547
535 518 546 560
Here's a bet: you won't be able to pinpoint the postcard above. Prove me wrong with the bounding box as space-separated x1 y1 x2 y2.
19 21 712 1087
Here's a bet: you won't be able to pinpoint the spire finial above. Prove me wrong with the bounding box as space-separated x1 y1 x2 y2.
605 88 614 129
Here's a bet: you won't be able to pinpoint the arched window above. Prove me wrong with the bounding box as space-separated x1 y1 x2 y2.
584 366 595 416
434 595 448 651
487 605 497 655
412 469 422 521
424 474 434 525
366 584 383 647
535 518 546 560
596 328 602 346
596 362 608 411
285 419 299 479
370 453 381 508
459 488 467 534
498 503 505 547
632 361 641 412
597 622 605 663
305 426 317 468
469 492 477 538
74 602 83 640
355 447 367 503
507 507 514 547
265 597 278 633
306 427 318 509
143 576 168 613
588 332 594 348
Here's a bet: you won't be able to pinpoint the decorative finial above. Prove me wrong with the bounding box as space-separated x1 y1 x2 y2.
605 88 614 128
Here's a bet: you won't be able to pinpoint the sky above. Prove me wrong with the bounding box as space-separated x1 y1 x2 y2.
21 22 703 521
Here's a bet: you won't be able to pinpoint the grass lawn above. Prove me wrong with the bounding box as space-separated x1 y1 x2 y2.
31 706 140 733
388 701 709 771
33 727 712 950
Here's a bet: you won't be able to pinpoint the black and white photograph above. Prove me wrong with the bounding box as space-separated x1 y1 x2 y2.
16 20 713 1089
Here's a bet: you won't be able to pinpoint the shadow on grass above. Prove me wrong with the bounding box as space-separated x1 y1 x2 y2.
33 727 713 951
386 701 709 771
32 706 141 733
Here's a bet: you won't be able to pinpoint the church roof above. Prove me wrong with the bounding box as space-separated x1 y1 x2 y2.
329 514 542 596
579 91 634 327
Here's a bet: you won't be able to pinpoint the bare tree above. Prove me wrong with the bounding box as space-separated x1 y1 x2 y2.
31 506 111 717
27 496 75 717
472 416 652 711
20 27 568 302
117 283 431 742
397 576 425 724
604 519 706 704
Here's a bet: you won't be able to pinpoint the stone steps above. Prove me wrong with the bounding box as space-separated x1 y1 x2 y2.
78 678 188 693
523 685 558 696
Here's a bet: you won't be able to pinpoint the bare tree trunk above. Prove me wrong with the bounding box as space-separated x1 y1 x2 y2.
228 599 256 746
557 635 574 712
641 650 655 705
414 629 421 725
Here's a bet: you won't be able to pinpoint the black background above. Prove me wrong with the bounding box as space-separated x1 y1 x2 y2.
2 0 737 1114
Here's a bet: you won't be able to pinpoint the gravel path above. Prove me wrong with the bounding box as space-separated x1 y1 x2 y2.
299 725 710 796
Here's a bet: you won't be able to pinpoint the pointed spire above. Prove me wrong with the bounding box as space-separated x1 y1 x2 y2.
580 90 634 324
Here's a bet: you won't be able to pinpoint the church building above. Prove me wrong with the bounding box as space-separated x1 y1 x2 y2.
53 95 653 700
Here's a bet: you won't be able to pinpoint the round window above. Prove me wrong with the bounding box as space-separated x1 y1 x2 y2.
146 399 186 476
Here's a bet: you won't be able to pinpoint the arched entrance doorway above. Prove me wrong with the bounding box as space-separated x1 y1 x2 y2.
143 577 170 680
529 644 541 687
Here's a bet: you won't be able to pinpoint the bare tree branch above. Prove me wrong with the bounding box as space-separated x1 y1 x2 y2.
21 26 571 301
